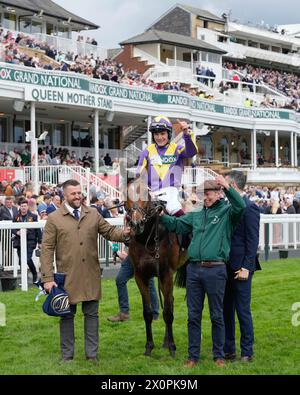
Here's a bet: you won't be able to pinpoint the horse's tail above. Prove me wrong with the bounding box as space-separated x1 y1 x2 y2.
174 261 188 288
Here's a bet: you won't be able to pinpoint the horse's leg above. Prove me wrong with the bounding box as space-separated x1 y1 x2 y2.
135 274 154 356
159 271 176 357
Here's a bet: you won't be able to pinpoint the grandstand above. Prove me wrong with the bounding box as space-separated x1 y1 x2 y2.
0 0 299 194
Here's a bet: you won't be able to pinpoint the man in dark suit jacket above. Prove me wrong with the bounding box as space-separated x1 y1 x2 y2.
0 197 18 221
223 170 261 362
46 195 61 215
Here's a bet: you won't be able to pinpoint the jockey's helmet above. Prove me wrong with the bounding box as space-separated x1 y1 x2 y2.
149 115 173 140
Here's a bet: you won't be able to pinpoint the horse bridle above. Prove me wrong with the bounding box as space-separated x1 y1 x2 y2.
126 201 165 259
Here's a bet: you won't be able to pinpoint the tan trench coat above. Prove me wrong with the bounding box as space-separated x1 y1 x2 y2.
40 204 126 304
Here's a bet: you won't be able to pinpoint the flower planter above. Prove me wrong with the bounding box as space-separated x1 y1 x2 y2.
279 250 288 259
0 276 17 292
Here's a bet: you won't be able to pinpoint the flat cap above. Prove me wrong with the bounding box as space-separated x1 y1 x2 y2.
203 180 222 191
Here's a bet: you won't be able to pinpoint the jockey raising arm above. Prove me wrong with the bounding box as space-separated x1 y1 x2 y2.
137 115 198 216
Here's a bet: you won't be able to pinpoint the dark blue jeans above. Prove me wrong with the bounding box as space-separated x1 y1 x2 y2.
186 263 227 361
223 268 254 357
116 256 159 317
16 245 37 277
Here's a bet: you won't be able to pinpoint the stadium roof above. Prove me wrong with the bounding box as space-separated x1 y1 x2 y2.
120 29 226 54
0 0 99 29
177 4 224 22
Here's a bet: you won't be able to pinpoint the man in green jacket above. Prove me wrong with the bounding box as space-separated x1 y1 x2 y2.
160 175 245 367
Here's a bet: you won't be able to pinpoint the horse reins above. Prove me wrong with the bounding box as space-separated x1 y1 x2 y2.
127 201 165 310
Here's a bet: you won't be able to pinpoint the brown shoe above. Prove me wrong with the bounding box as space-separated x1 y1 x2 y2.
184 359 198 368
107 312 130 322
215 358 225 367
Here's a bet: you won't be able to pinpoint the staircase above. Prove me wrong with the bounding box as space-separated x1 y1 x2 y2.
182 166 218 187
24 165 120 199
123 124 148 149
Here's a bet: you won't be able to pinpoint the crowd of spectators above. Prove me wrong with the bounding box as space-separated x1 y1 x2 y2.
0 176 124 223
0 27 214 98
223 62 300 111
244 185 300 214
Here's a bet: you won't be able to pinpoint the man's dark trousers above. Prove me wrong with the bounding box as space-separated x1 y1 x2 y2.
223 268 254 357
60 300 99 359
186 263 227 362
16 246 37 280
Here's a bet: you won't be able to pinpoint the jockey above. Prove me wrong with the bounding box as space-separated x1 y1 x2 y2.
137 115 198 216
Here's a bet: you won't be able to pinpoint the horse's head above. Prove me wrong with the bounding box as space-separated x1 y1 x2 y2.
124 178 151 235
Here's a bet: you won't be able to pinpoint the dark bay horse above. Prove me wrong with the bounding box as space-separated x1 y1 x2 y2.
125 179 184 357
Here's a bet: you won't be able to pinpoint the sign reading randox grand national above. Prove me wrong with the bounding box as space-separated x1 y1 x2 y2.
0 62 299 122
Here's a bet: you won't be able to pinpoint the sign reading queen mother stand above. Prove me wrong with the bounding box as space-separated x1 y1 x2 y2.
0 63 299 121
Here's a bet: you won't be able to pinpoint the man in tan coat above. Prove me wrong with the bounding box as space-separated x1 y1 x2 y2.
40 179 131 362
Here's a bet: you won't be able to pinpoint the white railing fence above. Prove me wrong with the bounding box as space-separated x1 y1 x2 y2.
24 165 120 199
0 218 125 291
1 214 300 291
259 214 300 251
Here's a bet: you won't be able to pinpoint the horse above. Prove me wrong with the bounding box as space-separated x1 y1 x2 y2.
124 178 185 357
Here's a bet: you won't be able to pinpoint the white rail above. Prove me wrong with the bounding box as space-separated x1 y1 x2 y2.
0 218 125 291
259 214 300 251
24 165 120 199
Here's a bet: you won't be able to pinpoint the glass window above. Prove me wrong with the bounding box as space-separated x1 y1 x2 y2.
57 26 69 38
269 141 275 163
240 139 249 162
256 139 263 155
220 136 228 163
14 120 24 144
201 52 207 62
46 23 55 35
31 20 42 34
284 143 290 162
71 125 92 147
200 135 213 159
2 13 16 30
0 118 8 142
207 53 220 63
19 17 32 33
53 124 66 146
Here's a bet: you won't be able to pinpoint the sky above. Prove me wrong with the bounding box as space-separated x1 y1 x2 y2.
54 0 300 48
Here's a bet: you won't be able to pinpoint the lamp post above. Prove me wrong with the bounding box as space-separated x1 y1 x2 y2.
25 130 48 194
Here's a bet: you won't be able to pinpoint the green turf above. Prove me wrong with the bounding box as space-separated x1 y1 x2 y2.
0 259 299 375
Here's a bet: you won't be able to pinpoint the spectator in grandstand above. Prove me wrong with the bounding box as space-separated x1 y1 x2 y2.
40 179 131 362
46 194 62 215
103 153 112 166
0 196 18 221
12 198 42 283
223 171 261 363
265 198 282 214
1 180 13 196
285 198 296 214
37 193 52 215
160 177 245 367
12 180 24 197
108 248 159 322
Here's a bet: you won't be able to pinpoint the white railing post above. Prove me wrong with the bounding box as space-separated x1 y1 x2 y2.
269 223 273 251
13 248 18 278
20 228 28 291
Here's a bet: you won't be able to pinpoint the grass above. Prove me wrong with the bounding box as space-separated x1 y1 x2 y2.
0 259 300 375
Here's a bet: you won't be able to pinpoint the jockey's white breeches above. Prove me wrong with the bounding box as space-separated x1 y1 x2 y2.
152 186 182 215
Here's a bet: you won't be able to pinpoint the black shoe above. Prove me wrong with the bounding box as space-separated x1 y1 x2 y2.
225 353 237 361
